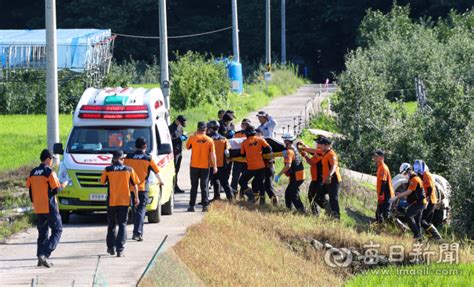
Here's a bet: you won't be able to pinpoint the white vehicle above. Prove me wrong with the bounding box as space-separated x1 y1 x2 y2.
392 173 451 226
53 87 175 224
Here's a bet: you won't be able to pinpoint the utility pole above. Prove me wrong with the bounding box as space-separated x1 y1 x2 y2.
231 0 240 62
281 0 286 64
45 0 59 154
159 0 170 123
265 0 271 69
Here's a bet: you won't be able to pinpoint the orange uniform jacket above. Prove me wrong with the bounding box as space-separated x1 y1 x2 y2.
284 149 305 181
124 150 160 191
26 164 61 214
232 131 247 163
376 162 394 203
186 134 216 169
240 136 271 170
321 149 342 183
233 130 247 139
308 150 323 182
422 171 437 204
212 135 230 168
108 133 123 147
101 164 140 207
406 175 427 205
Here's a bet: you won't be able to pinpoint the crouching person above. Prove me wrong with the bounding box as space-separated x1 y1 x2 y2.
414 160 442 240
390 164 427 241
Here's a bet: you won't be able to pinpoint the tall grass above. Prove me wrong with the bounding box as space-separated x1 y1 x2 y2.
168 200 473 286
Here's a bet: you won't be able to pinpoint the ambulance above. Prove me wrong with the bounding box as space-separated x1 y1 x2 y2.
53 87 175 223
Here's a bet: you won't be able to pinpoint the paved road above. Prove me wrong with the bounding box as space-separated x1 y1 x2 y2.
0 84 326 286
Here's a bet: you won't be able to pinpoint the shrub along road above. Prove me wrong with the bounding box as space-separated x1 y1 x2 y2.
0 84 327 286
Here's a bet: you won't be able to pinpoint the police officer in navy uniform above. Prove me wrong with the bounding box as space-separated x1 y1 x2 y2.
26 149 68 268
169 115 187 193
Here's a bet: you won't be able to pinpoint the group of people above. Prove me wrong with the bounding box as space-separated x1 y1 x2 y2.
373 151 442 240
27 135 163 267
26 110 440 268
172 109 442 241
170 110 344 219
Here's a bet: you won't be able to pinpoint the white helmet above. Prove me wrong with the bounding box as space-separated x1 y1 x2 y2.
399 162 411 174
282 133 296 142
413 159 427 174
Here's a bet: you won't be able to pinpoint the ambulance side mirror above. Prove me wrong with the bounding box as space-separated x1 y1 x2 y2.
158 143 172 155
53 143 64 155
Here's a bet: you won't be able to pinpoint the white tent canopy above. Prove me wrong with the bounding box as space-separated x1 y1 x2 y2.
0 29 114 83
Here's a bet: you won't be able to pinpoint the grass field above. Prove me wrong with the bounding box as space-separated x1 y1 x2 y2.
390 101 417 115
346 263 474 286
0 114 73 171
164 188 472 286
128 83 160 89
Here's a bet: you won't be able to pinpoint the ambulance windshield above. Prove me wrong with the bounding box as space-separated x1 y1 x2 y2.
67 127 152 154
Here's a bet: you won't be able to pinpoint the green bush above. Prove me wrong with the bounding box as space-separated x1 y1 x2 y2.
170 51 229 110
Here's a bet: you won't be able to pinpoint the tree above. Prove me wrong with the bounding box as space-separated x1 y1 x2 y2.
333 6 473 237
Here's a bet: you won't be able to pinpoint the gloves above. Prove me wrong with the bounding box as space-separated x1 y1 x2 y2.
228 130 235 138
180 135 188 141
274 174 281 183
389 196 398 204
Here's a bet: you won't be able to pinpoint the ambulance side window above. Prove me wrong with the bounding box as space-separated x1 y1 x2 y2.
155 125 162 155
155 118 173 155
157 118 171 145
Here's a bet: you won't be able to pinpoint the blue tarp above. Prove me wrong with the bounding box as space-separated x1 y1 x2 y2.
0 29 111 71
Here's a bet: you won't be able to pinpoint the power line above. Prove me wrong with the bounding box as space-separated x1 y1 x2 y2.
113 26 232 40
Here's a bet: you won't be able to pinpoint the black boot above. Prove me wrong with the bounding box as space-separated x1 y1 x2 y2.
425 224 442 240
175 186 185 194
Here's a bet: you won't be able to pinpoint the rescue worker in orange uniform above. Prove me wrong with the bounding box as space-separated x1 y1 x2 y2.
207 120 233 201
230 119 251 198
124 137 162 241
275 133 305 212
373 149 394 223
26 149 68 268
318 136 342 219
186 122 218 212
108 131 123 148
101 151 140 257
414 160 442 240
299 141 326 215
239 125 273 205
390 164 427 240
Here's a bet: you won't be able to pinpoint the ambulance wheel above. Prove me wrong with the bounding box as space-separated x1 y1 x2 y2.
60 211 70 224
148 189 162 223
162 190 174 216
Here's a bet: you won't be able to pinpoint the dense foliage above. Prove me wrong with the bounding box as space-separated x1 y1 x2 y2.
333 6 473 237
169 52 229 110
0 71 85 114
2 1 471 81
